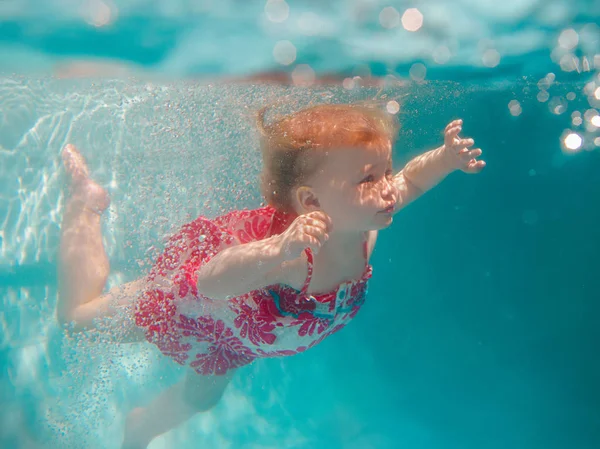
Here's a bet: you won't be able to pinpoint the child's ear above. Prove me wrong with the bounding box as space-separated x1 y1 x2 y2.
295 186 321 212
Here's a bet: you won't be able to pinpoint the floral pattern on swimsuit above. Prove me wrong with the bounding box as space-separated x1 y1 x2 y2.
134 206 372 376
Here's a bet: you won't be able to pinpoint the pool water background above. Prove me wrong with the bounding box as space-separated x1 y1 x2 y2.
1 76 600 448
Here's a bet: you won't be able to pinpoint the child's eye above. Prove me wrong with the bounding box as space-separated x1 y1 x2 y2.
360 174 375 184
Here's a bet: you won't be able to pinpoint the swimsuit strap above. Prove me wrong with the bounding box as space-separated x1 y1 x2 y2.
299 248 314 296
299 232 369 296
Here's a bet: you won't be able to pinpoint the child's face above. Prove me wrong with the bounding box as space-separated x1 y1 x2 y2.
308 144 398 232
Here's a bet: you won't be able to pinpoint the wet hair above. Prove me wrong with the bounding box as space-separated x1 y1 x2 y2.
257 103 399 213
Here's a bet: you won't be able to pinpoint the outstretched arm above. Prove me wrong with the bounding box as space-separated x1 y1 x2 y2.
392 119 485 213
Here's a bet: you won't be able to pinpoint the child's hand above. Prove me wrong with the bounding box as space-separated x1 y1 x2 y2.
442 119 486 174
277 211 332 261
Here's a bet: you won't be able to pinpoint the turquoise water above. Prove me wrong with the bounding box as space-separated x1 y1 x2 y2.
1 2 600 449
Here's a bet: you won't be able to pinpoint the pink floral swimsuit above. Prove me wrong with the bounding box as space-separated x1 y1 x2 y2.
134 206 372 376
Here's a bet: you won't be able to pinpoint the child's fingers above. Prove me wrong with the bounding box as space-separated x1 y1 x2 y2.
444 119 462 133
465 159 486 173
303 225 329 241
305 211 333 231
460 148 482 160
444 126 461 146
304 217 330 233
446 126 461 137
313 210 333 228
305 234 327 254
304 236 321 254
459 138 475 148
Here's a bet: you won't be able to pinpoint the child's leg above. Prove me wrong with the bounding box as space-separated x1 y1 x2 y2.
58 144 144 342
122 370 234 449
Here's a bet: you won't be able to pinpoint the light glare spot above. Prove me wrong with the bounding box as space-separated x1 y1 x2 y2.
401 8 423 32
563 132 582 151
508 100 522 116
482 49 501 68
409 63 426 81
379 7 400 29
81 0 114 27
291 64 315 86
342 77 355 90
273 40 296 66
265 0 289 23
386 100 400 114
433 46 451 64
549 97 567 115
559 54 578 72
537 91 550 102
558 28 579 50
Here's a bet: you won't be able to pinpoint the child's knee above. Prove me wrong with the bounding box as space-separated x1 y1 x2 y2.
56 306 91 334
183 375 230 412
184 387 226 412
56 308 77 329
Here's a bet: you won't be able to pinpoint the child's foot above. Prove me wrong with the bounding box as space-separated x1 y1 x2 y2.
62 144 110 215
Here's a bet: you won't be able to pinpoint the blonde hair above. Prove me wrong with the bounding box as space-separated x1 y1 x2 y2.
257 103 399 212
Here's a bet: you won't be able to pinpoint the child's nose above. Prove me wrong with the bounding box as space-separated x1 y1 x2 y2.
381 178 396 199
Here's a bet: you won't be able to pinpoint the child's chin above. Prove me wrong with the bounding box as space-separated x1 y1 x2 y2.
371 215 393 230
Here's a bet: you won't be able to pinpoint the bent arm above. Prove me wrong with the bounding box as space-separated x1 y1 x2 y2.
196 235 289 300
393 146 454 213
